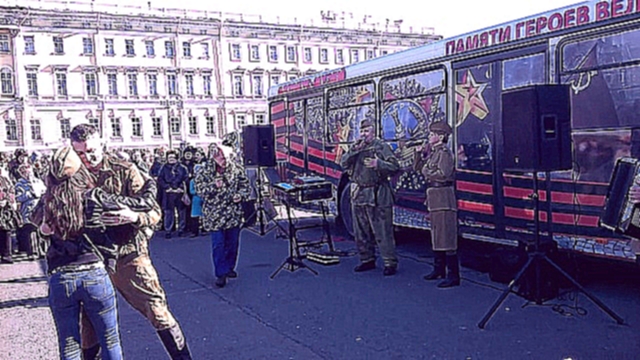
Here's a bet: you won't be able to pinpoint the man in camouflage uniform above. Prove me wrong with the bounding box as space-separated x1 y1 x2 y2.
70 124 192 359
341 119 400 276
420 121 459 288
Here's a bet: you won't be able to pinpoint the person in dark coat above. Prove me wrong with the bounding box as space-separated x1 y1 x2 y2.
158 150 189 238
420 121 459 288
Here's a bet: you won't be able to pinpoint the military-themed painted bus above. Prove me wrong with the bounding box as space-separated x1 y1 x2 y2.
267 0 640 263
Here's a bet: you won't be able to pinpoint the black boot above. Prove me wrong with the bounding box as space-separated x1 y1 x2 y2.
438 254 460 288
82 344 101 360
424 251 446 280
157 324 192 360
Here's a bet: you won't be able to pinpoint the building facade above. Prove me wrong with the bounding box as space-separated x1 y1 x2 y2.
0 1 441 152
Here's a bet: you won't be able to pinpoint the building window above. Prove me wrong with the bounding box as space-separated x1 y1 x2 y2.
60 118 71 139
152 117 162 136
289 75 298 81
233 75 243 96
125 39 135 56
24 36 35 54
170 117 180 134
131 117 142 137
5 118 17 141
235 114 246 128
183 42 191 57
304 47 312 63
127 73 138 96
145 41 155 56
285 45 296 62
205 116 215 135
255 114 265 124
350 49 359 63
105 39 115 56
336 49 344 64
268 45 278 62
107 73 118 95
201 43 209 58
381 50 389 56
231 44 241 60
85 73 97 96
147 74 158 96
203 74 212 96
185 74 194 96
165 41 174 57
366 49 374 60
30 119 41 141
26 72 38 96
167 73 177 95
0 69 13 95
55 72 67 96
249 45 259 61
320 48 328 63
252 75 263 97
188 116 197 135
270 75 279 86
53 37 64 55
0 35 9 54
82 38 94 55
110 118 122 138
88 117 100 132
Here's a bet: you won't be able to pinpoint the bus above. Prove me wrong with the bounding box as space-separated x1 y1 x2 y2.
266 0 640 263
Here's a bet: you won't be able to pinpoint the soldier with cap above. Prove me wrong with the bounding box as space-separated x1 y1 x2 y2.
420 120 459 288
341 118 400 276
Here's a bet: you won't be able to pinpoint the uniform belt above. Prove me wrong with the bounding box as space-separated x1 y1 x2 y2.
49 261 104 275
428 181 454 188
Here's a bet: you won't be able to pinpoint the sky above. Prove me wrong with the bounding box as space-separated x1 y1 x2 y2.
116 0 586 38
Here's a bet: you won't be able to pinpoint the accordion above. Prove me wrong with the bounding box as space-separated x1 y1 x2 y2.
600 157 640 238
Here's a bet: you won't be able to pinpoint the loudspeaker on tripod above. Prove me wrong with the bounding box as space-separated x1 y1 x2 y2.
242 124 276 167
501 85 572 172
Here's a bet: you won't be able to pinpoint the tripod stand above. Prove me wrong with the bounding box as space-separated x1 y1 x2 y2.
478 171 624 329
270 188 319 279
244 167 288 237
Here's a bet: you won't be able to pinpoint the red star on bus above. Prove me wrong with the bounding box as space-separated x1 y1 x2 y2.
455 70 489 126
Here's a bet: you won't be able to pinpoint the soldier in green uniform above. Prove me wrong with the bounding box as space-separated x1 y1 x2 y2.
341 119 400 276
420 121 460 288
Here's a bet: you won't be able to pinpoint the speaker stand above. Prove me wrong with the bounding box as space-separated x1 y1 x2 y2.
478 172 624 329
244 167 288 237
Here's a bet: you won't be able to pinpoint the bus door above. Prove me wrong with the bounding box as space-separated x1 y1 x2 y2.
453 47 547 242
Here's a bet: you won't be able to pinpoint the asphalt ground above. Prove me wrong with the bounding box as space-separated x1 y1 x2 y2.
1 214 640 360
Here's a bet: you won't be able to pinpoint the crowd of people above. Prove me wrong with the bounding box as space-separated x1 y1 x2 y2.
0 124 250 360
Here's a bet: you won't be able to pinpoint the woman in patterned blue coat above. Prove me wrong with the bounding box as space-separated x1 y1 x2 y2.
195 143 250 288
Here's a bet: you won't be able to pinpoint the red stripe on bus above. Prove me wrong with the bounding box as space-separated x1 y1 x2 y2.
288 116 296 125
458 200 494 214
456 180 493 195
290 141 304 153
271 103 285 114
276 151 287 160
308 146 325 159
503 187 605 207
290 156 304 168
325 151 337 162
277 137 286 144
273 119 285 127
309 162 325 174
505 207 599 227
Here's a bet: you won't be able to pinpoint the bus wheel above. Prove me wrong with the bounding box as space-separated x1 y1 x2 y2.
339 183 355 238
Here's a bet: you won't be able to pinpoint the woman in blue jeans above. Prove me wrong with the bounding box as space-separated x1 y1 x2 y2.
195 143 250 288
40 146 123 360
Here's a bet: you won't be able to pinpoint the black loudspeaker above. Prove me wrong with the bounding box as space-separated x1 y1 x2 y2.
242 124 276 167
502 85 572 172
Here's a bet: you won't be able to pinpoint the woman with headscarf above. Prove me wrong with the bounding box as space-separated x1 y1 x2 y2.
195 142 250 288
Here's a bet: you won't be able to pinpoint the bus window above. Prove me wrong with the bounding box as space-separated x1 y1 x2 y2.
306 96 324 142
326 83 376 145
573 129 631 183
502 53 545 90
561 28 640 129
455 65 494 172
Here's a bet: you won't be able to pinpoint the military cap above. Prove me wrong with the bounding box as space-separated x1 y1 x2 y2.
429 121 453 135
360 119 373 128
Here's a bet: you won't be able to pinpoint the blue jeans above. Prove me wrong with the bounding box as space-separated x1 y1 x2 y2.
211 227 240 278
48 266 123 360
